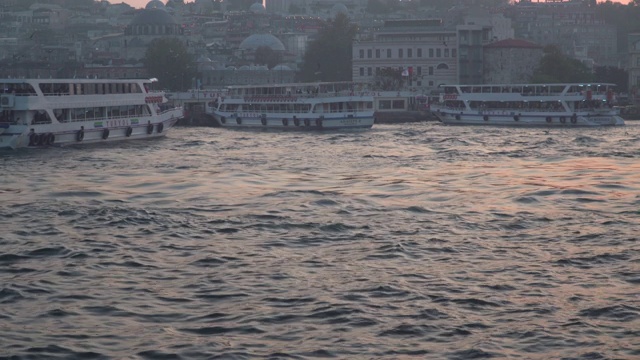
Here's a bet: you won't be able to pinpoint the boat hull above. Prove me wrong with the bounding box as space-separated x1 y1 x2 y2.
0 110 181 149
432 109 625 127
209 112 374 130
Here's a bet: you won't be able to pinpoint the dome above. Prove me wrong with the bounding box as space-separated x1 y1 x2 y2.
130 8 176 26
249 2 266 14
331 3 348 16
145 0 165 10
239 34 285 51
272 64 291 71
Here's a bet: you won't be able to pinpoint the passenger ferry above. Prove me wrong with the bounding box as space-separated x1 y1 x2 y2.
430 83 625 127
206 82 375 130
0 78 183 149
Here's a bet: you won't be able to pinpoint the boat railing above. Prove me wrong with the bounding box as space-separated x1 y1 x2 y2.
226 90 372 100
435 105 613 114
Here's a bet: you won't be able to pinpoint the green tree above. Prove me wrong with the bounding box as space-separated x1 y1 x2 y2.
374 67 404 91
594 66 628 92
254 46 282 69
143 38 195 91
298 13 357 82
289 3 303 14
532 45 593 83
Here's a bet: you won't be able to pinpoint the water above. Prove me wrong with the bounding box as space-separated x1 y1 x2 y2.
1 123 639 359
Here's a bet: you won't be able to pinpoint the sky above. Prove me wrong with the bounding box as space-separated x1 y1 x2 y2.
108 0 631 10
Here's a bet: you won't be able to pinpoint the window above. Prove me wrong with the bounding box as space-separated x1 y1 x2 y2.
429 48 434 57
387 49 392 58
367 49 372 58
437 63 449 70
436 48 441 57
452 49 457 58
398 49 403 58
408 48 412 58
444 48 449 57
429 66 434 75
360 67 364 76
376 49 380 58
429 81 434 86
417 48 422 57
367 67 372 76
417 66 422 75
359 49 364 59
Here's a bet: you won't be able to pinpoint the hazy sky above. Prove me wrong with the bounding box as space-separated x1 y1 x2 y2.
108 0 631 10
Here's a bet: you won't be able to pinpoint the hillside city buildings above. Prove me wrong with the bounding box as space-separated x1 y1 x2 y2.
0 0 637 103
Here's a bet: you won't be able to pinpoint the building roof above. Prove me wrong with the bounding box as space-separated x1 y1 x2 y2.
130 8 176 26
485 38 542 49
239 34 285 51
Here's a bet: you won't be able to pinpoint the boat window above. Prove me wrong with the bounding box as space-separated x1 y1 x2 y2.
71 108 86 121
482 86 491 93
378 100 391 110
32 110 52 124
491 86 502 93
392 100 405 109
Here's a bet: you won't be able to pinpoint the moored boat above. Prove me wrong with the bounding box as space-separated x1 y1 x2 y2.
206 81 375 130
431 83 624 127
0 78 183 149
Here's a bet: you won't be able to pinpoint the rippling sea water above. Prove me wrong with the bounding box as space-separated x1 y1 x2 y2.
1 123 639 359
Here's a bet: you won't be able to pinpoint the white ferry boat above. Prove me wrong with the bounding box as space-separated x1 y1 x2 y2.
0 78 183 149
430 83 625 127
206 82 375 130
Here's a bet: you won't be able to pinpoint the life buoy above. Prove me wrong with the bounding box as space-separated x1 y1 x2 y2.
125 126 133 137
293 117 300 126
147 123 153 134
76 129 84 141
261 116 267 126
102 128 110 140
483 115 489 121
157 122 164 133
282 118 288 126
304 118 310 126
513 114 519 121
33 133 42 146
571 114 578 124
28 132 37 146
545 116 552 123
46 133 55 146
220 116 226 124
560 116 566 124
236 117 241 125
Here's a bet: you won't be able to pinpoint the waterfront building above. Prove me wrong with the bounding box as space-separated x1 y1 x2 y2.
483 38 543 84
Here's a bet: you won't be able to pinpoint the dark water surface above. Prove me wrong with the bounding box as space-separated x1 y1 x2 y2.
1 123 639 359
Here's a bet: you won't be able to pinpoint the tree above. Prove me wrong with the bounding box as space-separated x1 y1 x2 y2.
289 3 303 14
594 66 628 92
532 45 593 83
143 38 195 91
254 46 282 69
374 67 404 91
298 13 357 82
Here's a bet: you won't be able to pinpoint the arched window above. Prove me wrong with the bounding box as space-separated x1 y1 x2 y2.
436 63 449 70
